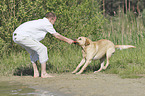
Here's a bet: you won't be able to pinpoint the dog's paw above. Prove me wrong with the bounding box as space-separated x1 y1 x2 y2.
94 71 99 73
72 71 76 74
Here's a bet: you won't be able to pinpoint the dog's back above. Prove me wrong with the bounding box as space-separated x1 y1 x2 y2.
93 39 115 60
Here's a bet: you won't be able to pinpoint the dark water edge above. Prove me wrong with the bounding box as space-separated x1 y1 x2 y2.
0 81 59 96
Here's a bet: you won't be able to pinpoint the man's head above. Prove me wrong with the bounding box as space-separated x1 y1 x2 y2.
45 12 56 24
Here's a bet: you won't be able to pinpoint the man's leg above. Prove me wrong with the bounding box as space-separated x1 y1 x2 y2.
22 46 40 78
14 36 53 78
41 62 54 78
32 62 39 78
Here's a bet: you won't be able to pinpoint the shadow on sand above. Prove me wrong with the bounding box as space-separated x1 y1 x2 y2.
13 62 54 76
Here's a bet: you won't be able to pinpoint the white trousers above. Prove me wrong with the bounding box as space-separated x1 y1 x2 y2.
13 33 48 64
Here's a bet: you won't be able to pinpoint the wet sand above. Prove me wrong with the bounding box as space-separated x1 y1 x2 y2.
0 73 145 96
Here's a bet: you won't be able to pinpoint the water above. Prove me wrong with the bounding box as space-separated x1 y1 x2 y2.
0 81 57 96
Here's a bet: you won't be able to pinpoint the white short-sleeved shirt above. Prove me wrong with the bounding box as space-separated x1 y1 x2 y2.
14 17 57 41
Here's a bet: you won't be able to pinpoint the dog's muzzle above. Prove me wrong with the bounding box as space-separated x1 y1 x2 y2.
73 39 79 45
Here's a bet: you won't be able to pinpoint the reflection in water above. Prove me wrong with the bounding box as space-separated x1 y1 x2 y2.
0 81 57 96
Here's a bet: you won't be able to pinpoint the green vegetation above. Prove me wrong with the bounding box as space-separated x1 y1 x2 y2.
0 0 145 78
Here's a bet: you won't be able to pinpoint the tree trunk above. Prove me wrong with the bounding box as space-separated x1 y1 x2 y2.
129 0 130 12
137 0 140 15
125 0 127 13
122 0 124 13
103 0 105 16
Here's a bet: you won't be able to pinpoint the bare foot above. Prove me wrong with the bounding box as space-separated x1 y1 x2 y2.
41 73 54 78
33 72 39 78
76 72 81 75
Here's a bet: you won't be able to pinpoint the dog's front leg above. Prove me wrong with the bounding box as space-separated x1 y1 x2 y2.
72 58 86 74
76 59 91 74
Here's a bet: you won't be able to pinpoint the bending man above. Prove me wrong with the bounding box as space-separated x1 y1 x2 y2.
13 12 74 78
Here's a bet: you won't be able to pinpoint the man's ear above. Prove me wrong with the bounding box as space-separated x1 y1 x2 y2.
85 39 90 46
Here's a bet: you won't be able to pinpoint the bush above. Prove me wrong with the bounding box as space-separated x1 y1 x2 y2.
0 0 106 56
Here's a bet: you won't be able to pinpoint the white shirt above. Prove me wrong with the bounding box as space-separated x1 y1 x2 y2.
14 17 57 41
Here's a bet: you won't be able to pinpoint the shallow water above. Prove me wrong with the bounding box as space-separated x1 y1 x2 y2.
0 81 57 96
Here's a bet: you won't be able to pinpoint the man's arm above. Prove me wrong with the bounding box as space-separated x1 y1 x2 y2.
52 33 74 44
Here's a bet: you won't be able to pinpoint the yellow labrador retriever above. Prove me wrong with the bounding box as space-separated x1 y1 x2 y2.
72 37 136 74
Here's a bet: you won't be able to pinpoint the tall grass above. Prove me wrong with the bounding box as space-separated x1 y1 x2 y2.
102 13 145 45
100 12 145 78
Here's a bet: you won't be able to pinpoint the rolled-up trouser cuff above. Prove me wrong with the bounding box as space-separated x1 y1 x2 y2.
37 45 48 64
40 58 48 64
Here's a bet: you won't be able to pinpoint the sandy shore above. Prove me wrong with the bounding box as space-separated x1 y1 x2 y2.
0 73 145 96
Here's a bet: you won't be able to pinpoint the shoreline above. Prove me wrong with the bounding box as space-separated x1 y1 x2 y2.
0 73 145 96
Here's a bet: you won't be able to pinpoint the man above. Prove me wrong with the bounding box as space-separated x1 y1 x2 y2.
13 12 74 78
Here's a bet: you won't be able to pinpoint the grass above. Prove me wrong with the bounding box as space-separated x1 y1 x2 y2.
104 46 145 78
0 51 31 76
0 42 144 78
0 12 145 78
0 44 82 76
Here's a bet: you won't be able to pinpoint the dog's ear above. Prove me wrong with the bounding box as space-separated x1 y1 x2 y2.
85 39 90 46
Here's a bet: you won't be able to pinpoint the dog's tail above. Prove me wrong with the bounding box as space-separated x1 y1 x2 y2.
115 45 136 50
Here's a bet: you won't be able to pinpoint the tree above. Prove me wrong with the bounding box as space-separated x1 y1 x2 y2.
102 0 145 16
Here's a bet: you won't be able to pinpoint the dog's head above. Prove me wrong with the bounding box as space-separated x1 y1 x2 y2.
75 37 91 46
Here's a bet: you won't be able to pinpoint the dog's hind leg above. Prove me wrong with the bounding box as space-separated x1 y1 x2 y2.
94 57 105 73
103 48 115 69
72 58 86 74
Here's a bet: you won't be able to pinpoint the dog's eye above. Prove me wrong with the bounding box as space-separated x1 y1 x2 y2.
79 38 82 40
